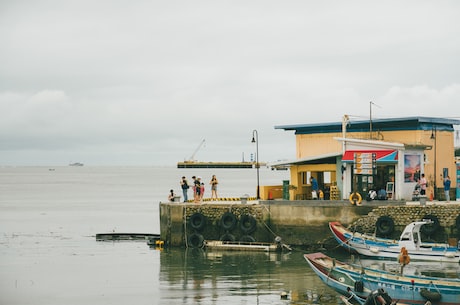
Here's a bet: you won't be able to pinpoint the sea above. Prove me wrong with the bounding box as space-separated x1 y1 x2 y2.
1 166 458 305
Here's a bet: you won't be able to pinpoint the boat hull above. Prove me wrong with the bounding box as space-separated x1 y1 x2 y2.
329 221 460 263
304 252 460 305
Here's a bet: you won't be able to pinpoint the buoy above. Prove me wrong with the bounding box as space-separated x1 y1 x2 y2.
430 191 433 201
268 190 273 200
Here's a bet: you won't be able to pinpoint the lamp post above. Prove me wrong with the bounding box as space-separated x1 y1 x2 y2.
251 130 260 200
431 126 437 200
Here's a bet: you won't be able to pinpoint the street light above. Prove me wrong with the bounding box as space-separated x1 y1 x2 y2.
431 126 437 200
251 130 260 200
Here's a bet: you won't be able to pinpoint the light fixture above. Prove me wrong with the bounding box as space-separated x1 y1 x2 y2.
251 130 260 200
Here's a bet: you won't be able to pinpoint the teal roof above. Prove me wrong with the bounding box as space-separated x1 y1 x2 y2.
275 117 460 135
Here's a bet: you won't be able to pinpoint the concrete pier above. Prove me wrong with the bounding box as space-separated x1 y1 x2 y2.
160 200 460 248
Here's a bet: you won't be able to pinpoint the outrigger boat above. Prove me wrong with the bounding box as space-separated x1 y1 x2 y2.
329 221 460 263
304 252 460 305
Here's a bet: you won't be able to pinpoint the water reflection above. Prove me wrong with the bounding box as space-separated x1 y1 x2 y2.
157 247 460 304
158 248 339 304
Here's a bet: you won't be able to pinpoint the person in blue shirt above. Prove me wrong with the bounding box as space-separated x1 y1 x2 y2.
310 177 319 199
443 175 451 202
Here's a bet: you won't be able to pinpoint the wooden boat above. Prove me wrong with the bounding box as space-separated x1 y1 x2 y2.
304 252 460 305
329 221 460 263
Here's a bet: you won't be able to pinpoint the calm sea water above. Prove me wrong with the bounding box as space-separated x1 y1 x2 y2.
1 166 457 305
0 166 335 305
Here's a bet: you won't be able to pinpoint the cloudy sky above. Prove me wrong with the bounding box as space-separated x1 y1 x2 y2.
1 1 459 166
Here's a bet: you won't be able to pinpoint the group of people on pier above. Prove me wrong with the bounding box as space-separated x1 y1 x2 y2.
169 175 219 203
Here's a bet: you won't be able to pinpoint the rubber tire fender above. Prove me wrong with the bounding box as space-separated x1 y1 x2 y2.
456 214 460 231
376 216 395 235
220 212 237 231
189 212 206 231
240 214 257 234
421 215 440 235
188 233 204 248
239 235 256 242
219 233 235 242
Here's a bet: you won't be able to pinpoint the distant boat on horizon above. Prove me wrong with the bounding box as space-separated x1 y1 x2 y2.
69 162 84 166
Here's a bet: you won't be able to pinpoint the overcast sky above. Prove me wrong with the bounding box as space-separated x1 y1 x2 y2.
1 1 459 166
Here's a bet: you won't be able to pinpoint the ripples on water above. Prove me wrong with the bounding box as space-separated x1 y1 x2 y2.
1 166 458 305
158 247 339 305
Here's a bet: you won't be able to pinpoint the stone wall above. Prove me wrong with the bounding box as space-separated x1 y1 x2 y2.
349 204 460 242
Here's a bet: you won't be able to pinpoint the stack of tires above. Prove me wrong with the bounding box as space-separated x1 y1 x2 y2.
187 211 259 248
188 212 206 248
219 212 257 243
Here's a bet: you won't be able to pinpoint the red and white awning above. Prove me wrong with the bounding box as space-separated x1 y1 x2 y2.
342 150 398 163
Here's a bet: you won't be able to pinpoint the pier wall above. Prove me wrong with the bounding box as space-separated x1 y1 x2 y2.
160 201 460 248
160 201 374 248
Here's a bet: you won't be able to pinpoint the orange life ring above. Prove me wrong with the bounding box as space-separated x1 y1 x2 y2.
349 192 362 205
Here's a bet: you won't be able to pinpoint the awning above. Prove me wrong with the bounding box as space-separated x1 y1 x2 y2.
268 152 342 167
342 150 398 163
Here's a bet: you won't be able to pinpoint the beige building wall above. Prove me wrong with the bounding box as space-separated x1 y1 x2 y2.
292 128 456 200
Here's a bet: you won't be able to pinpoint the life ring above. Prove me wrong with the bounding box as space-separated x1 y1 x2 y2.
376 216 395 236
421 215 440 235
420 288 442 302
188 233 204 248
220 212 237 231
240 214 257 234
219 233 235 242
189 212 206 231
349 192 362 205
240 235 256 242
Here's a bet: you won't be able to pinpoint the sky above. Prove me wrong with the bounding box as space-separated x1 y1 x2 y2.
1 1 460 166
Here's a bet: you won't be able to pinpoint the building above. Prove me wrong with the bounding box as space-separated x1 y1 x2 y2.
273 116 460 202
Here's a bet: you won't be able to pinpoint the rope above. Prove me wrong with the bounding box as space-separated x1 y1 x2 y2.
184 206 189 248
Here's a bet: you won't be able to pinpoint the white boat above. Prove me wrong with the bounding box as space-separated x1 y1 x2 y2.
329 220 460 263
203 240 288 252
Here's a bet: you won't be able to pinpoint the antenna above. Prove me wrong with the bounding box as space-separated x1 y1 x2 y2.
369 101 381 139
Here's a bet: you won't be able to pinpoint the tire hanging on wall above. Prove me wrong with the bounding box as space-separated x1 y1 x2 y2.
421 215 440 235
219 233 235 242
220 212 237 231
240 214 257 234
188 233 204 248
376 216 395 236
455 214 460 231
189 212 206 231
239 235 256 242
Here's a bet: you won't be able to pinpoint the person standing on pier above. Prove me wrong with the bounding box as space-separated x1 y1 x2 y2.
310 176 319 199
180 176 189 202
193 176 202 203
443 175 451 202
419 173 427 195
210 175 219 201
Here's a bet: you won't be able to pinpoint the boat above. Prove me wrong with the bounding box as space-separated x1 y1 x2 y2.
69 162 84 166
329 221 460 263
304 252 460 305
95 233 159 241
204 240 287 252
